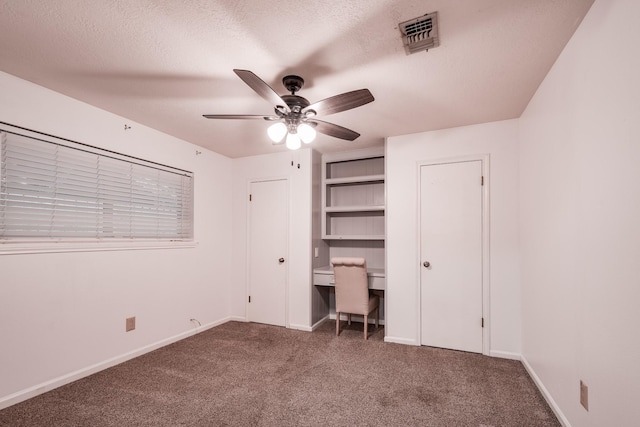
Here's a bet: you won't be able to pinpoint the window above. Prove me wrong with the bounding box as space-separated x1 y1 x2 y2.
0 125 193 244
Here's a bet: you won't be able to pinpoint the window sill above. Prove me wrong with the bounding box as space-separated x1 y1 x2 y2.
0 240 197 255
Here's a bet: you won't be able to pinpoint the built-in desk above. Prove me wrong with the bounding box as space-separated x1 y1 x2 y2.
313 266 385 290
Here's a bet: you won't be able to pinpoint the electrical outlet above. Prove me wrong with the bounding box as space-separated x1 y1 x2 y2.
580 380 588 411
126 316 136 332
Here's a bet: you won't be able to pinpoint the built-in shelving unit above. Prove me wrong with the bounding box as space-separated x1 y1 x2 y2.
322 147 385 240
313 147 386 328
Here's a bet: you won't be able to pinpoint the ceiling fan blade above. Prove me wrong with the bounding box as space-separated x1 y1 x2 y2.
303 89 374 116
310 119 361 141
233 69 290 113
203 114 275 120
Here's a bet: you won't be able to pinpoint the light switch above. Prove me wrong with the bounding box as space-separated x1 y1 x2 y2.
314 247 319 258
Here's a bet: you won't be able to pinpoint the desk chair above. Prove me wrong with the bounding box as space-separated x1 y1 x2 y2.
332 257 380 340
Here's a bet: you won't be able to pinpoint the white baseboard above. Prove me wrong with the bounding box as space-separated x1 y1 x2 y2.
384 336 418 346
489 350 521 360
228 315 247 322
521 355 571 427
0 317 232 411
289 323 313 332
311 315 330 331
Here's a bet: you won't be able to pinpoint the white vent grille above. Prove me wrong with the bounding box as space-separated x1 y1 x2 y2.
399 12 439 55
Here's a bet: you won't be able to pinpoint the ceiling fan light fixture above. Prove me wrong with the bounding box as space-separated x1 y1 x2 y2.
204 70 374 148
285 132 301 150
298 123 316 144
267 122 287 142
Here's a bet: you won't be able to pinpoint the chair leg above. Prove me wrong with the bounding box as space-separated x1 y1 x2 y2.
336 312 340 336
364 314 368 340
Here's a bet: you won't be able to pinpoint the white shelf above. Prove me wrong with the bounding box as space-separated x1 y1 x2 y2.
325 174 385 185
325 205 385 213
321 234 386 241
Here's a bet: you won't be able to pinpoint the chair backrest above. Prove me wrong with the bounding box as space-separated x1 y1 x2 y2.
331 257 369 315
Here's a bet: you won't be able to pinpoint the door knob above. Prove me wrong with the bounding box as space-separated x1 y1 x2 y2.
278 257 285 263
423 261 431 268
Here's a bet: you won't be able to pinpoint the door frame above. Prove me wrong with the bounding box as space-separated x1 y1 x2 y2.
416 154 490 354
245 176 290 328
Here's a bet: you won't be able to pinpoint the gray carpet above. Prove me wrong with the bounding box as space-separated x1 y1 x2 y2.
0 321 559 426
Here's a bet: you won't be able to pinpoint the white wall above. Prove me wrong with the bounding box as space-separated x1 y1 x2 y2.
0 72 233 408
386 119 521 355
231 149 313 330
311 149 331 325
518 0 640 425
5 1 638 423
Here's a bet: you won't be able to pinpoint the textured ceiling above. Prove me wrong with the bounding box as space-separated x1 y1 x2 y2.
0 0 594 158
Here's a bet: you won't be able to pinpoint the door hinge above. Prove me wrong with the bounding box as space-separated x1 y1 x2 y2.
249 194 252 201
248 295 251 303
481 176 484 186
481 317 484 328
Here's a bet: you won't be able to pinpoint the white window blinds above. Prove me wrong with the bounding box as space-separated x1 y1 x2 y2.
0 129 193 241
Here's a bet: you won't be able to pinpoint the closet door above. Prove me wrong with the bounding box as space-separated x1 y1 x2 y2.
248 179 288 326
420 160 483 353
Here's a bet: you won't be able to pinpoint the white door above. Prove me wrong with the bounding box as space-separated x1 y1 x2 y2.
420 160 483 353
248 179 288 326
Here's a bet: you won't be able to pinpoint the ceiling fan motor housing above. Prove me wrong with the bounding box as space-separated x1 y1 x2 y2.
282 75 304 94
282 94 310 112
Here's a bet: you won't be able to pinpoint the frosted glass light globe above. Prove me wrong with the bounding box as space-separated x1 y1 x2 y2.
267 122 287 143
285 132 301 150
297 123 317 144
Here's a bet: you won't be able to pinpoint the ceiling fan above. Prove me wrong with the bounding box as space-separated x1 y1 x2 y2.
203 69 375 150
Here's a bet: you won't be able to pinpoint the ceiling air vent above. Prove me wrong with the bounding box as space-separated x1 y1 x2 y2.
399 12 439 55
